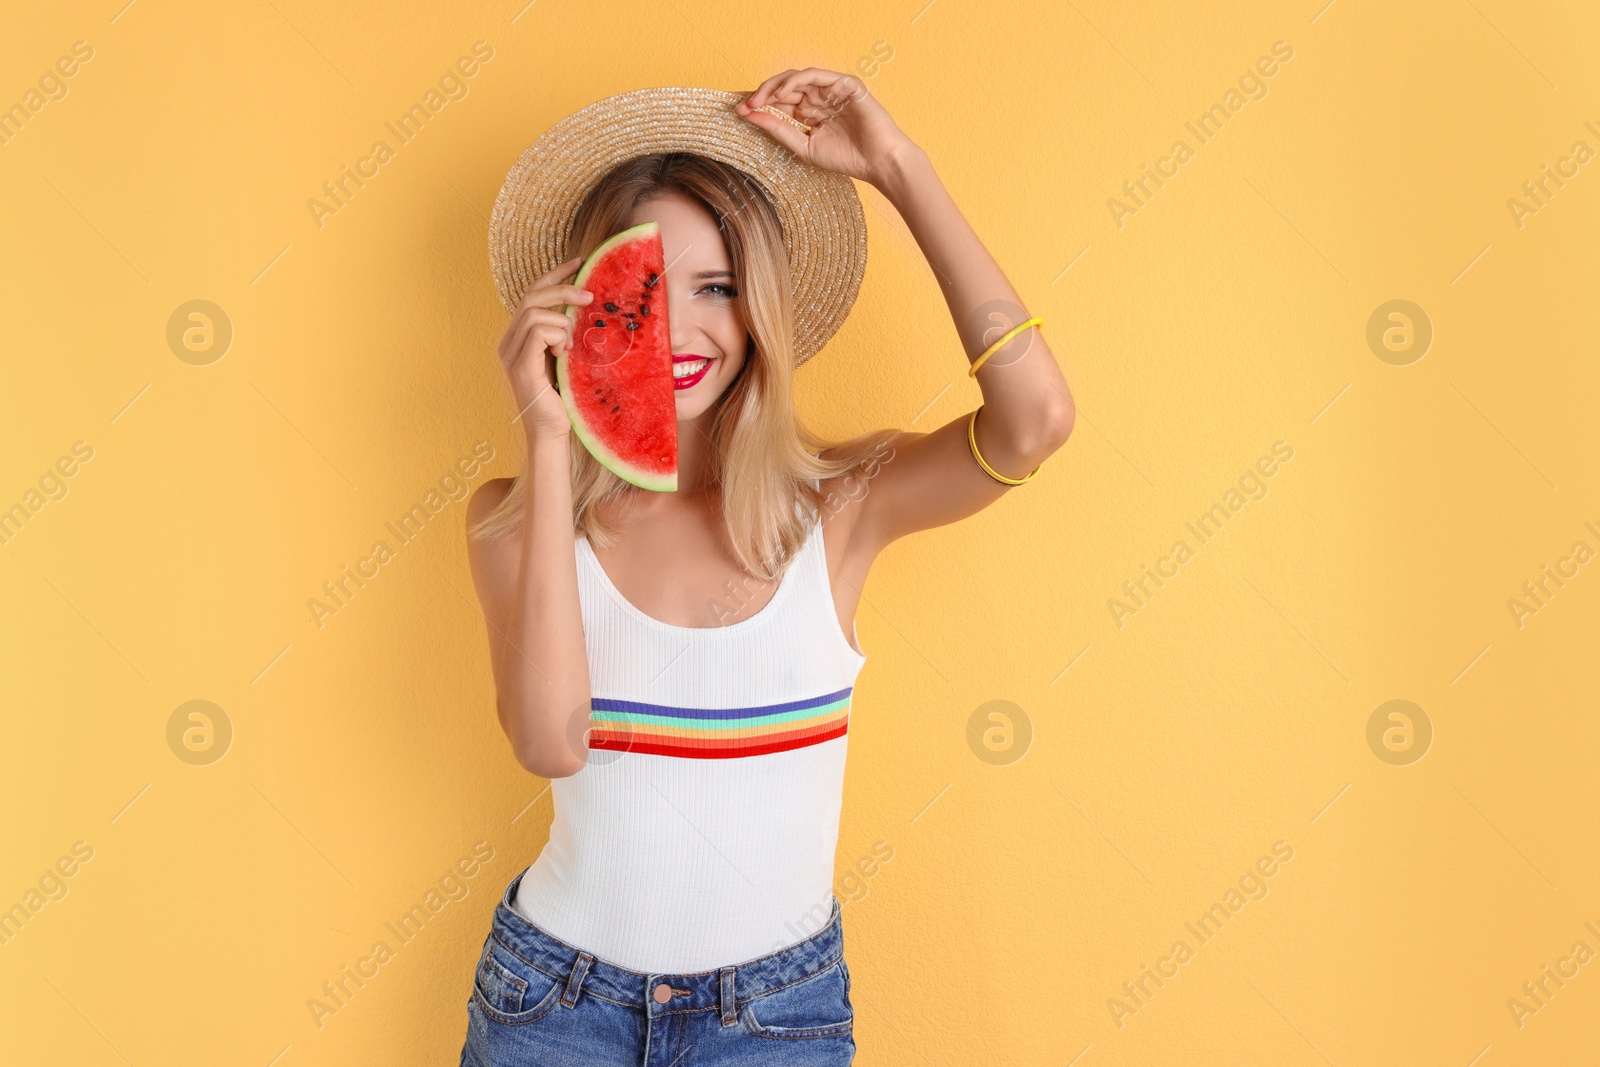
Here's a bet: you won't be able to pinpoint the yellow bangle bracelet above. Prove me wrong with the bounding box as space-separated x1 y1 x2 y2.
968 316 1043 377
967 407 1040 486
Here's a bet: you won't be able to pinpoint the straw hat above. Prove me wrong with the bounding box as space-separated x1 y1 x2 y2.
488 86 868 368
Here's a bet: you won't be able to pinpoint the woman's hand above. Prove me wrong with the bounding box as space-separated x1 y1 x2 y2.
736 68 917 188
498 257 593 440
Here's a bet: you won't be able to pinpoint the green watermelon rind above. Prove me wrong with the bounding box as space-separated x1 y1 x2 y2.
557 221 677 493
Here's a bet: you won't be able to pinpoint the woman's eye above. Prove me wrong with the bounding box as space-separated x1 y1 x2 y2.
703 284 738 298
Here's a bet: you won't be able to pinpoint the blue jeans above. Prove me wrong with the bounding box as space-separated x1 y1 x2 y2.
460 866 856 1066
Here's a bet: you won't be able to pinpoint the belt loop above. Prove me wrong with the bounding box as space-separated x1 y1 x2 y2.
562 952 594 1008
719 966 737 1026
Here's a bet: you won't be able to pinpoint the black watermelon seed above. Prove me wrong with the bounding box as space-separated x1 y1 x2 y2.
593 318 605 327
611 405 620 413
640 305 649 316
626 322 639 331
604 302 618 312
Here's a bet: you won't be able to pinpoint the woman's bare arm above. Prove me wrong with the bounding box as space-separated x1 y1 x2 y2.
467 449 589 779
739 69 1075 557
466 257 596 779
851 140 1076 553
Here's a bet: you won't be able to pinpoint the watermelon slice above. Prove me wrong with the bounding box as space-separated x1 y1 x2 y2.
557 221 678 492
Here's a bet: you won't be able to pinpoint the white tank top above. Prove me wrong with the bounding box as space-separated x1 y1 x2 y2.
512 494 867 973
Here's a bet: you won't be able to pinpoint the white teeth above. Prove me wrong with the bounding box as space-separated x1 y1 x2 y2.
672 358 710 379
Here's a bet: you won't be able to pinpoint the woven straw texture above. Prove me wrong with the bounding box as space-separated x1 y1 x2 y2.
488 86 867 367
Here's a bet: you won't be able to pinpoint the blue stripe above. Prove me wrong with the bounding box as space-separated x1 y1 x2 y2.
590 687 854 722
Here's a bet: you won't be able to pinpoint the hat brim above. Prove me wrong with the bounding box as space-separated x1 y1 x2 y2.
488 86 867 368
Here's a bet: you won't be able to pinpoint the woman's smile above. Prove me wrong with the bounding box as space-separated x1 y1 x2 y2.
671 353 714 389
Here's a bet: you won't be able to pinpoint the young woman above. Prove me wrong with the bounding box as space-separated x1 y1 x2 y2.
460 69 1074 1065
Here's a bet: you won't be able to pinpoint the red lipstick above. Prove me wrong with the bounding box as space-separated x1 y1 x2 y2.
671 353 713 390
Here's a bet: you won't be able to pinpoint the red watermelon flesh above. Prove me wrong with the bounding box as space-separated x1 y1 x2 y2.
558 221 678 492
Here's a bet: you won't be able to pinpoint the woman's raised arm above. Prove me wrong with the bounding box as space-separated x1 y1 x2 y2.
739 70 1075 555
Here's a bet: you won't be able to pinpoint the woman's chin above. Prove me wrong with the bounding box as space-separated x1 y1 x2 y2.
673 386 723 420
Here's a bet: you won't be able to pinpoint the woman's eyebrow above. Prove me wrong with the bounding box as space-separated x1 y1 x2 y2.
691 269 736 280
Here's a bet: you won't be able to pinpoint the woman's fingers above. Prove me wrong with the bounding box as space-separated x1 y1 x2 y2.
529 256 581 291
742 69 799 111
740 68 877 164
509 325 569 385
743 69 866 134
755 68 823 107
502 305 553 356
551 284 594 307
528 324 568 363
518 282 593 315
515 259 588 311
504 308 573 365
500 307 568 366
741 106 810 156
797 76 866 121
768 68 850 109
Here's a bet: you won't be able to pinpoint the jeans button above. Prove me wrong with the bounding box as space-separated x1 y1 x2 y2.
652 982 673 1004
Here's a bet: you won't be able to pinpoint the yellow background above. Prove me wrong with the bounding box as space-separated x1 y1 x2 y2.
2 1 1596 1063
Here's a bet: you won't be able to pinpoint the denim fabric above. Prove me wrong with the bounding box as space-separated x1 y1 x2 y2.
459 866 856 1066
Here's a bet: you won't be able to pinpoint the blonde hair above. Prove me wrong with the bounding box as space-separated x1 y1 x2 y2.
469 151 898 582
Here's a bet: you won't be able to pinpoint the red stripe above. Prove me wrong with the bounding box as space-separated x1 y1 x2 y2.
591 720 848 759
592 714 846 753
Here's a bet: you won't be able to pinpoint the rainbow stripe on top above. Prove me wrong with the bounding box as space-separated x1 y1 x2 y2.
588 688 852 760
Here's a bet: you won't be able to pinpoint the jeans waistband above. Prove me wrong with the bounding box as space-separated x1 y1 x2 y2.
489 865 844 1015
